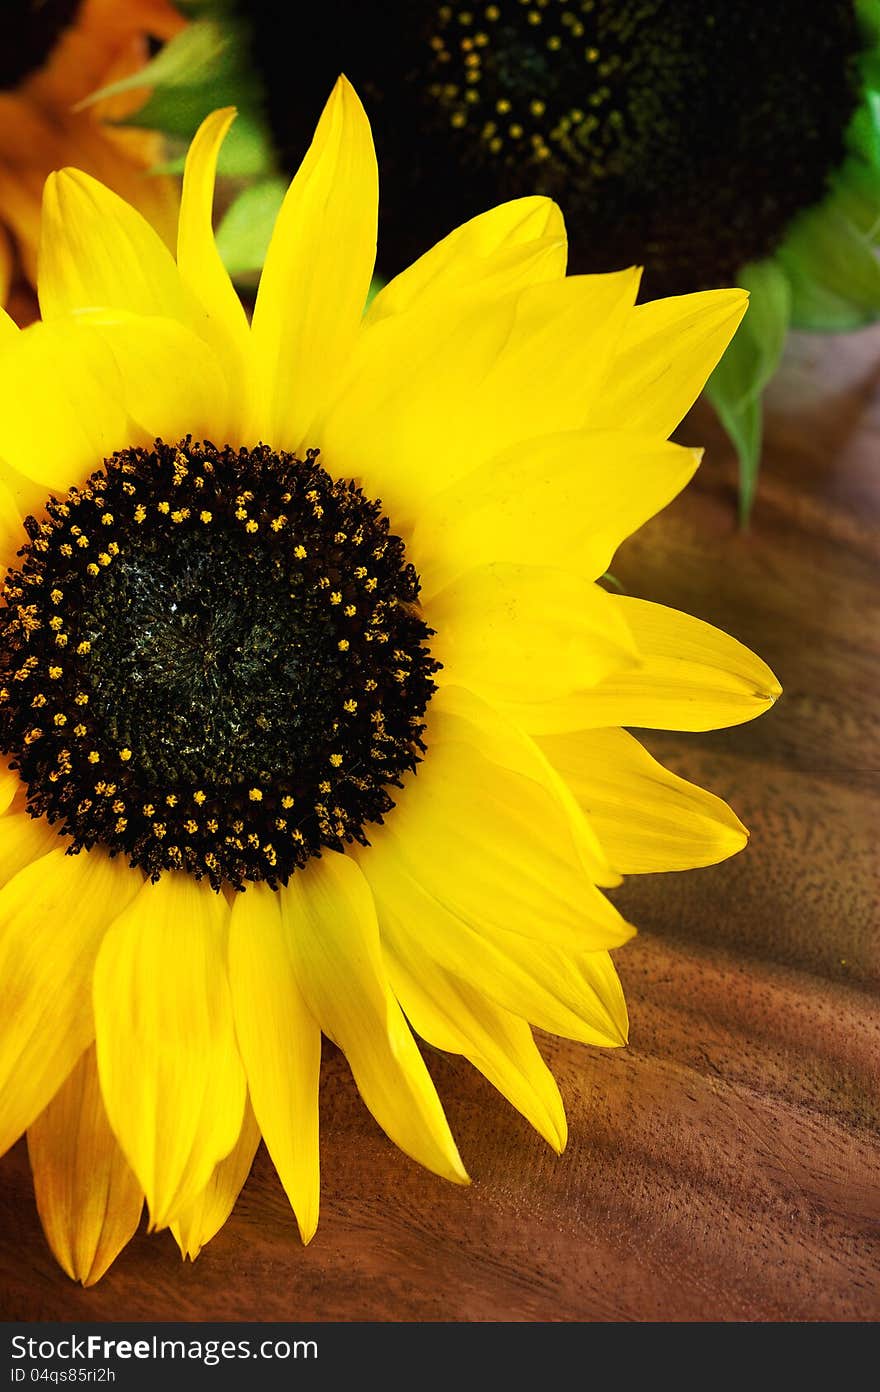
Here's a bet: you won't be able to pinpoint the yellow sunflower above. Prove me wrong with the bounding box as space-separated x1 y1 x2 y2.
0 0 183 314
0 77 780 1286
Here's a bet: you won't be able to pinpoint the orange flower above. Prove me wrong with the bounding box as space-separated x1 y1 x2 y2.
0 0 184 318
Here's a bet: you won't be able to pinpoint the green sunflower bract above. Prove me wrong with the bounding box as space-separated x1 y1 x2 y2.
0 80 779 1284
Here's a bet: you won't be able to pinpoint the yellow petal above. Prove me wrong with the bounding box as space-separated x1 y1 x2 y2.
0 315 228 492
539 726 748 873
92 873 247 1230
373 737 632 952
462 269 642 456
430 684 618 887
320 269 639 530
27 1044 142 1286
516 596 781 733
430 563 638 706
171 1099 261 1262
0 473 24 573
0 301 18 347
366 196 566 323
0 846 142 1156
39 168 191 322
591 288 749 438
0 321 127 490
177 108 250 390
413 431 701 596
88 313 230 451
247 76 377 449
280 852 468 1185
319 287 523 526
0 761 18 815
0 811 63 889
228 881 321 1243
383 926 567 1152
359 843 629 1048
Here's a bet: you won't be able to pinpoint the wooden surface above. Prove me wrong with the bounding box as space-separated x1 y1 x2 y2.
1 328 878 1323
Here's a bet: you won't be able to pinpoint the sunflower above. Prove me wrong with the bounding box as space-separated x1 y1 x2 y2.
207 0 880 517
0 0 184 316
0 77 779 1285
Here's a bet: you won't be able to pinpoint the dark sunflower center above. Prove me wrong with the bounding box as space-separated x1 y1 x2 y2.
0 439 438 890
245 0 862 296
1 0 82 90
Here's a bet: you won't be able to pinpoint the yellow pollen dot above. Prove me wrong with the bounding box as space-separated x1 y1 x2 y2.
510 123 523 138
496 97 511 113
547 33 561 49
86 563 99 577
152 823 166 839
450 110 466 127
343 699 358 713
330 591 342 605
528 9 541 22
157 501 170 514
248 787 263 802
98 553 111 567
486 3 499 17
142 803 155 817
329 753 343 767
281 795 294 809
294 544 307 560
76 641 91 656
55 633 68 647
115 818 127 833
318 780 332 794
235 507 248 521
30 694 46 708
76 536 89 549
134 505 147 524
165 793 177 806
101 513 114 526
53 713 67 726
530 98 546 116
74 724 86 737
88 751 100 764
200 511 213 524
185 819 198 834
489 136 503 153
48 615 63 631
75 692 88 705
586 45 599 60
207 819 218 833
344 604 356 618
50 589 63 604
270 515 287 531
193 790 206 804
245 519 259 534
49 666 62 680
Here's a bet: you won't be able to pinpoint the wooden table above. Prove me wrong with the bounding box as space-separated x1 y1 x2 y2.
2 327 878 1323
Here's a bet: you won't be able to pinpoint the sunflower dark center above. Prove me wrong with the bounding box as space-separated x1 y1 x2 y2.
246 0 862 296
0 439 438 890
0 0 82 90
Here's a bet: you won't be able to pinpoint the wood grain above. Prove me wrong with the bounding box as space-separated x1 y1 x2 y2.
1 328 878 1323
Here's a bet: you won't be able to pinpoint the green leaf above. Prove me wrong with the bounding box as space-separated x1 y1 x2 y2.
705 259 791 525
777 193 880 330
364 276 385 312
214 177 287 278
75 19 231 110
